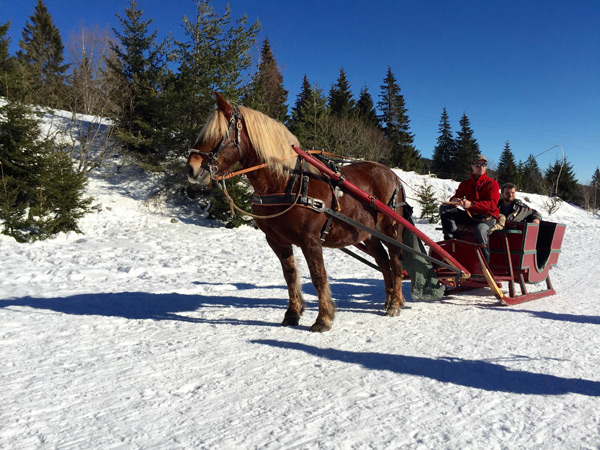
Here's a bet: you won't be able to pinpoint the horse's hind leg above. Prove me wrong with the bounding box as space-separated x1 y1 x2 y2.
363 237 396 314
385 244 404 316
267 239 305 326
300 241 335 332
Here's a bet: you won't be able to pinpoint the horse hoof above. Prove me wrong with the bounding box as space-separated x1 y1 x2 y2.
310 321 332 332
282 316 300 326
385 305 401 317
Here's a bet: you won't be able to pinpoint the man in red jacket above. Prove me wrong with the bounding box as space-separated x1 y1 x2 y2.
439 154 500 261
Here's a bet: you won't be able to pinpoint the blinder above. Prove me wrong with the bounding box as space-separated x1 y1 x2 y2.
189 107 244 180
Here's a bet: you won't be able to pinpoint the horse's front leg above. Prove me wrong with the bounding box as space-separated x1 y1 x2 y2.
266 238 305 326
300 241 335 332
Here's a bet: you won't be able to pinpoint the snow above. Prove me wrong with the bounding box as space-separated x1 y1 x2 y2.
1 111 600 449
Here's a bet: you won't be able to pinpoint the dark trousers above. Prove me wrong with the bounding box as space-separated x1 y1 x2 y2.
439 204 496 261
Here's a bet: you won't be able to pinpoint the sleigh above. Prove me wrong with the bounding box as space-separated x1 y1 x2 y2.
292 146 566 306
430 220 566 304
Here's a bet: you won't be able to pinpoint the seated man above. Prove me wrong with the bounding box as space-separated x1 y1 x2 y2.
439 154 500 261
498 182 542 224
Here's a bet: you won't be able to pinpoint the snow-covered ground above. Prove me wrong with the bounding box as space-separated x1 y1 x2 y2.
1 111 600 449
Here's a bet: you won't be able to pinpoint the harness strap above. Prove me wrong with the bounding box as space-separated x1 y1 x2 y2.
251 193 325 211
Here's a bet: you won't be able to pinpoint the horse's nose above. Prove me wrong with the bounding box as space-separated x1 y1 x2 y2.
185 164 194 178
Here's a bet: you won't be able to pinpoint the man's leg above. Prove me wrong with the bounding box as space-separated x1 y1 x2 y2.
439 206 470 240
473 218 496 262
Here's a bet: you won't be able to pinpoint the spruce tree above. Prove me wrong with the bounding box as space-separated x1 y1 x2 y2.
431 108 455 179
109 0 173 161
243 38 288 122
16 0 69 108
328 68 356 119
496 141 519 187
0 21 9 67
289 77 328 149
0 100 91 241
355 86 379 127
520 154 544 194
544 158 579 203
0 21 15 97
30 149 92 236
289 75 313 133
174 0 259 153
378 67 421 172
417 179 439 223
591 167 600 212
453 113 479 179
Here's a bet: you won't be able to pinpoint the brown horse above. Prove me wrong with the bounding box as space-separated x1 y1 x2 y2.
186 93 405 332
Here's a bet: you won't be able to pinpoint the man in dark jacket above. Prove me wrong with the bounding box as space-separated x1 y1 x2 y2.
439 154 500 261
498 182 542 224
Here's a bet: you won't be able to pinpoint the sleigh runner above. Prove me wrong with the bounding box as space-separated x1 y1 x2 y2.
186 93 565 331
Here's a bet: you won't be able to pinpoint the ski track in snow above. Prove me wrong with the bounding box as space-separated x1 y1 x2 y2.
2 153 600 448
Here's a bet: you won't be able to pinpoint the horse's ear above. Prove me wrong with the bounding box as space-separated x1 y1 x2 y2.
215 92 233 116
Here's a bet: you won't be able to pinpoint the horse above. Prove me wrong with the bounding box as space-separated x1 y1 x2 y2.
186 93 405 332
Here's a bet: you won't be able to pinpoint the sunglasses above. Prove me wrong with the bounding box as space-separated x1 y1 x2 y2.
472 163 487 168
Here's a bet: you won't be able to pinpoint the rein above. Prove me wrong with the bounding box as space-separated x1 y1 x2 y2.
214 150 345 181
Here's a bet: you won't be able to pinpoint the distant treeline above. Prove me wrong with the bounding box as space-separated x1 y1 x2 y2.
1 1 598 235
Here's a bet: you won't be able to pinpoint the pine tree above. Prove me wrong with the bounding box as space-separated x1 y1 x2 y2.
328 68 356 119
0 21 15 97
288 77 329 149
0 21 10 67
174 0 259 153
378 67 421 171
453 113 480 179
520 154 544 194
544 158 579 202
417 179 439 223
591 167 600 212
289 75 313 132
0 100 91 241
496 141 519 187
355 86 379 127
16 0 69 108
431 108 455 179
243 38 288 122
108 0 173 161
30 149 92 237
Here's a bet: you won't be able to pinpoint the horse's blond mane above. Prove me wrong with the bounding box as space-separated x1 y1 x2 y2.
198 105 304 178
197 109 229 147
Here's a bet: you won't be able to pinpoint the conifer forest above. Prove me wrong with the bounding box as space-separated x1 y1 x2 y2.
1 0 597 240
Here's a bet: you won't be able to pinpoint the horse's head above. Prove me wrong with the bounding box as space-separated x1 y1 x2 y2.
186 93 246 185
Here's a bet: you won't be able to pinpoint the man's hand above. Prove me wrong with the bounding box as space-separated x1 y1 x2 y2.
461 199 472 209
533 219 541 224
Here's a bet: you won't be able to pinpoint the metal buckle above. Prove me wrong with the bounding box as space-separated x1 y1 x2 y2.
310 199 325 212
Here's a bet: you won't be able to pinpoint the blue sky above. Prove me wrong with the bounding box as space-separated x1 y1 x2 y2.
2 0 600 182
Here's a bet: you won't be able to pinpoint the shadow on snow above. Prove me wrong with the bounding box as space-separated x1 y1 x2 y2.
251 339 600 397
0 291 285 327
499 308 600 325
0 278 394 324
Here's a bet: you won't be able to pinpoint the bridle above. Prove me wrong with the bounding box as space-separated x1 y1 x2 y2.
189 107 244 180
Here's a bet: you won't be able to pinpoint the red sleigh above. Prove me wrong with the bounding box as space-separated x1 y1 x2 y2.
431 220 566 305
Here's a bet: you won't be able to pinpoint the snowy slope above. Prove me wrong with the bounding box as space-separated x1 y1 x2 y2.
1 112 600 449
